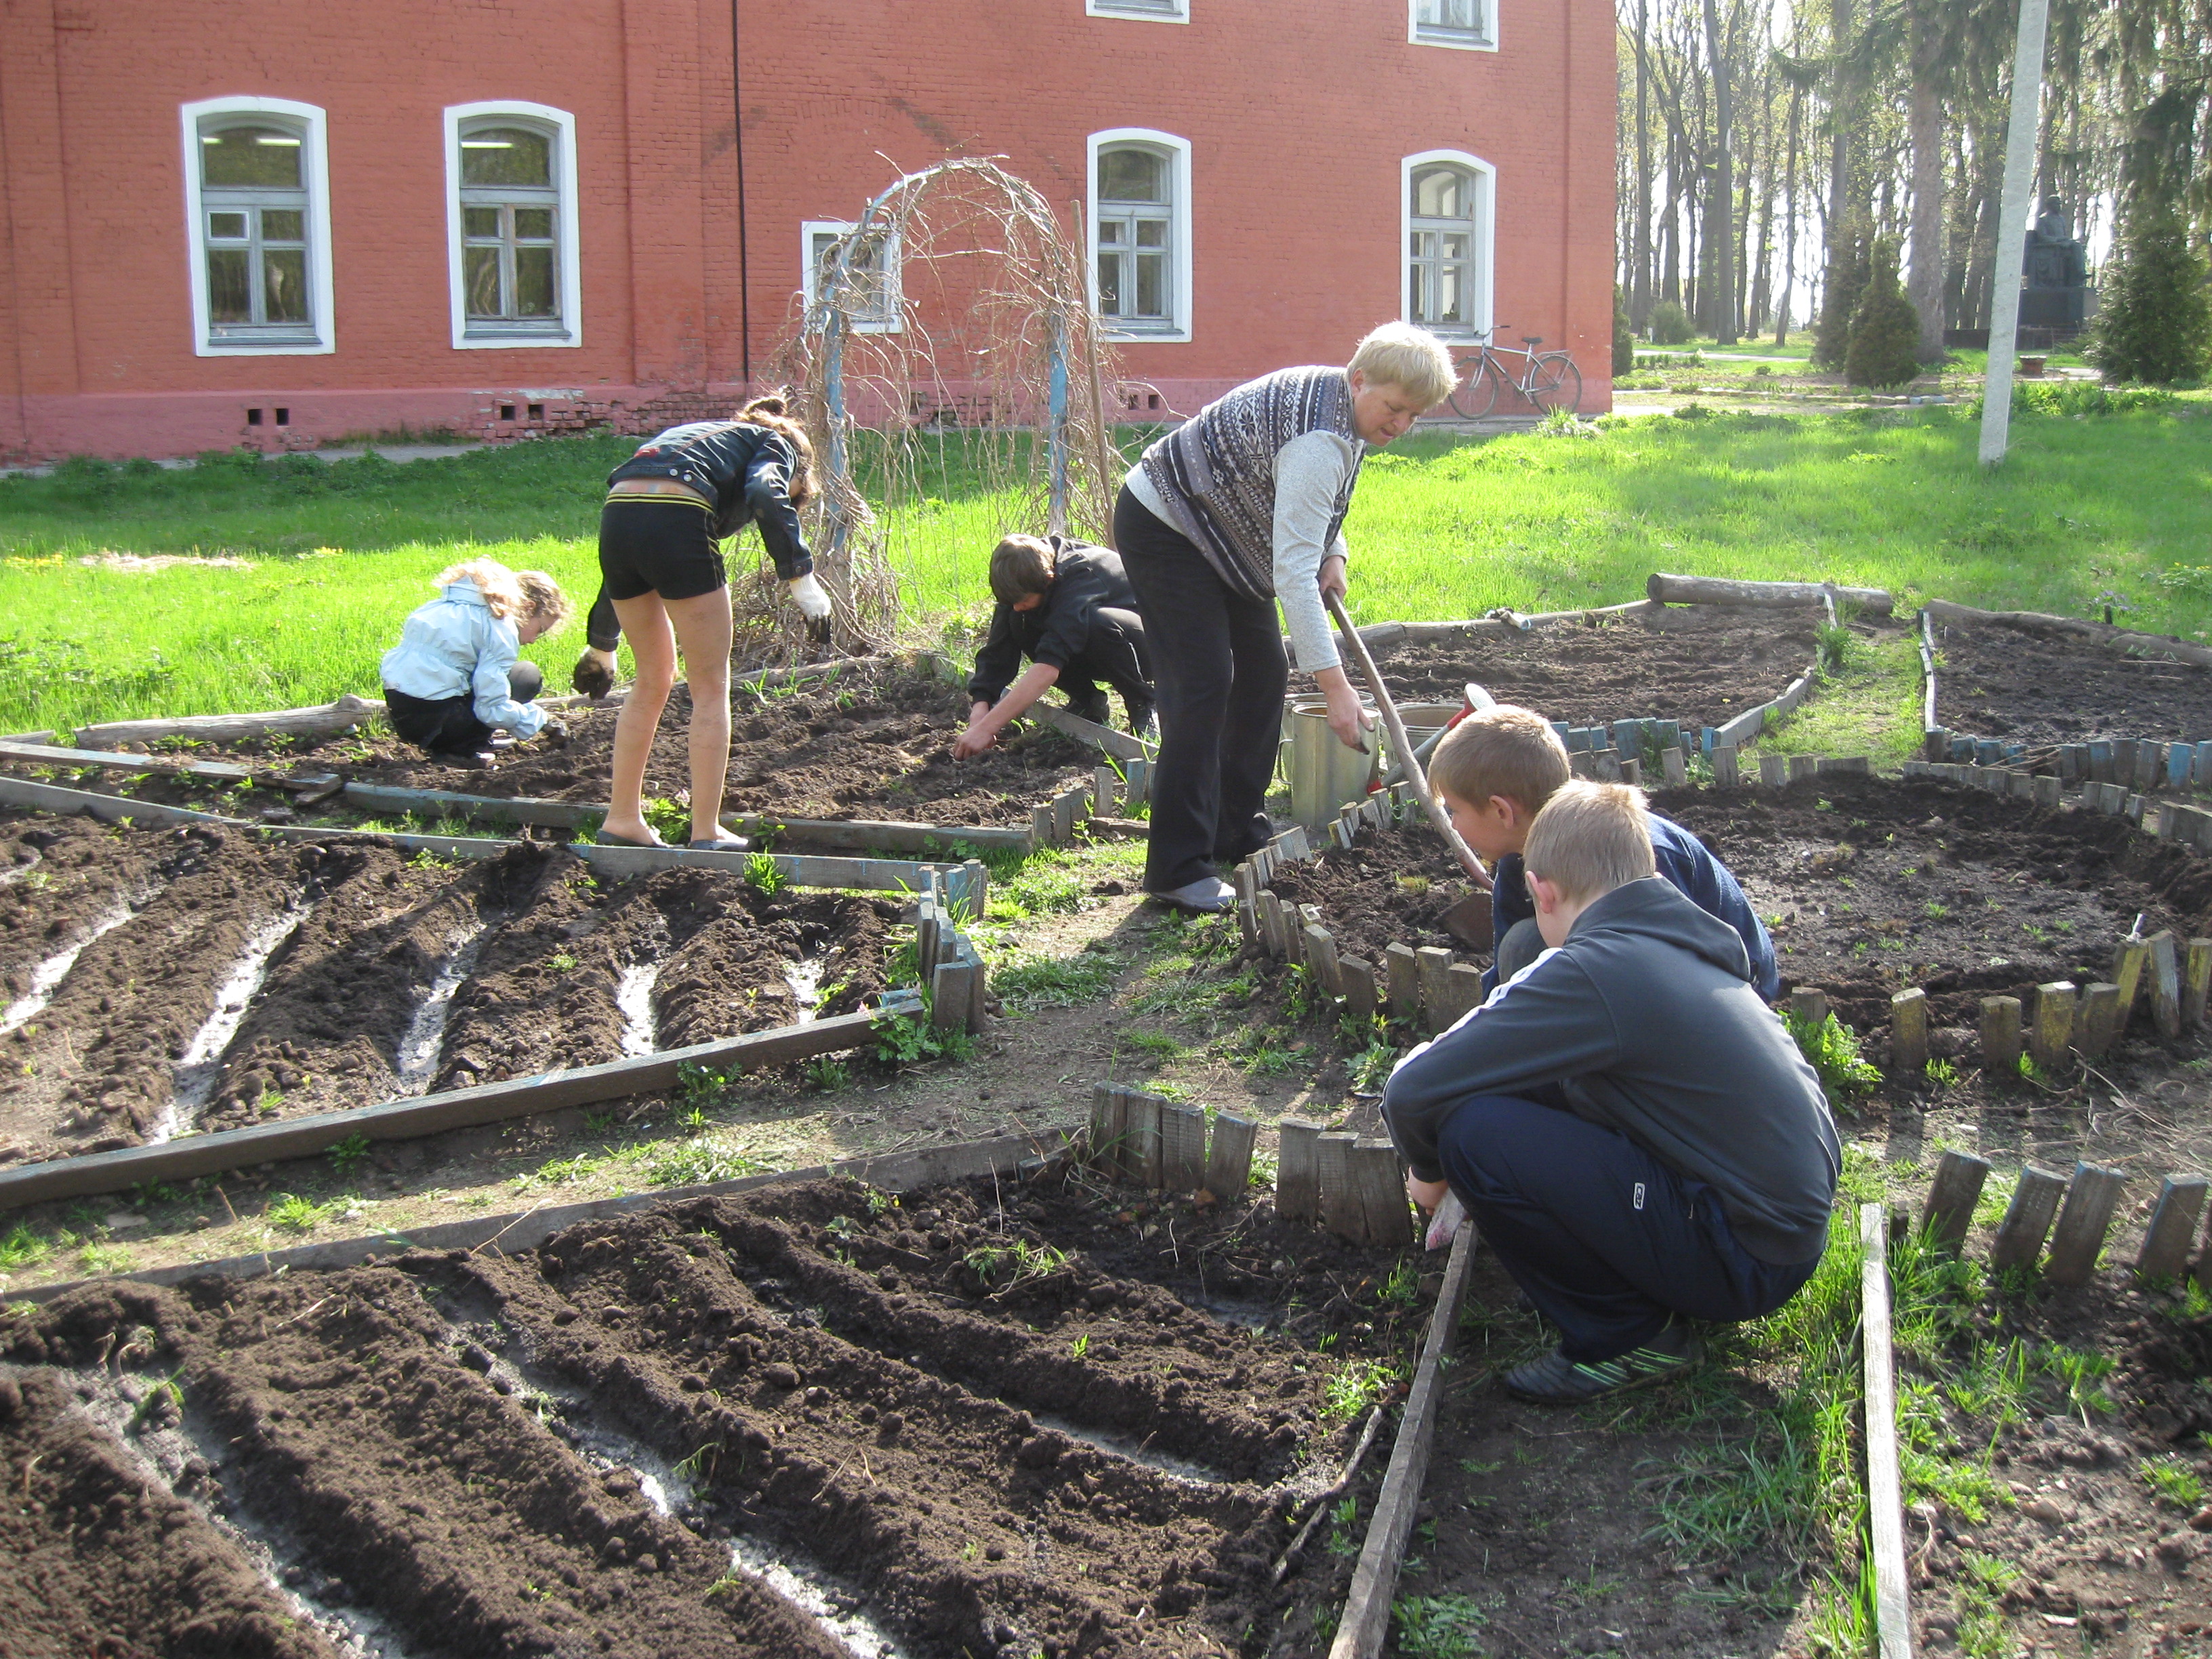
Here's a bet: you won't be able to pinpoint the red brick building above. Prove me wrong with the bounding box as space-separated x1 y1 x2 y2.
0 0 1614 461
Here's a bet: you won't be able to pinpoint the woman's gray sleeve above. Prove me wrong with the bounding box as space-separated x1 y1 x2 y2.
1271 432 1357 672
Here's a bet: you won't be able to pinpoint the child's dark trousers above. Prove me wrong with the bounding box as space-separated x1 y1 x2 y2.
384 661 542 756
1437 1093 1822 1363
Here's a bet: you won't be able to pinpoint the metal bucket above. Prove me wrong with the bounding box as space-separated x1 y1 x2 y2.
1288 696 1378 831
1392 702 1465 775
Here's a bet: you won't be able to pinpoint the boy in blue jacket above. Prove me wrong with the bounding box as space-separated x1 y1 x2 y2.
1383 782 1839 1403
1429 706 1780 1000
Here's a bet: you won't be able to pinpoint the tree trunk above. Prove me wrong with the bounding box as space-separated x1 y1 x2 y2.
1632 0 1654 329
1907 3 1948 360
1701 0 1738 342
1778 86 1802 343
1826 0 1855 268
1661 131 1682 306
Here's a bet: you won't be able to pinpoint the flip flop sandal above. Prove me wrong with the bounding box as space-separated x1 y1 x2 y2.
688 834 752 853
593 829 662 848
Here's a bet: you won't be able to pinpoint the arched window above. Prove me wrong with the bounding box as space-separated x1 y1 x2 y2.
180 97 333 355
1404 154 1494 337
444 103 581 348
1089 131 1193 342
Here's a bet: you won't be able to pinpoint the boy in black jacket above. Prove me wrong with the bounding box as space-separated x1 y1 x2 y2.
1383 782 1839 1403
956 534 1154 757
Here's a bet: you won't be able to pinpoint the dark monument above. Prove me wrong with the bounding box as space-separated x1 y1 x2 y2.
2020 194 2093 340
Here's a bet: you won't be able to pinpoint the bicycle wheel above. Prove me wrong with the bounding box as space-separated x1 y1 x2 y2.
1447 358 1500 419
1526 354 1584 415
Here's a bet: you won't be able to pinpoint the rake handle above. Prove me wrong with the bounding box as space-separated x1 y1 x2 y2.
1326 592 1492 893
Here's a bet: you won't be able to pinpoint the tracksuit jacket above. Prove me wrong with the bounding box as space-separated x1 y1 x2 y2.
1384 876 1840 1266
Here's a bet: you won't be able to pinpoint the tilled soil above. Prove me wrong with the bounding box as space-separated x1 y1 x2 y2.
0 1366 343 1659
1903 1263 2212 1657
0 819 898 1166
1319 602 1825 731
1932 617 2212 746
1651 774 2212 1035
1261 822 1492 968
3 1173 1427 1658
227 657 1101 829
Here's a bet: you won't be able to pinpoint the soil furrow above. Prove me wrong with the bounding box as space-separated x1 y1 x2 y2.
22 1273 852 1659
0 1365 346 1659
0 816 169 1002
0 827 302 1166
194 844 510 1134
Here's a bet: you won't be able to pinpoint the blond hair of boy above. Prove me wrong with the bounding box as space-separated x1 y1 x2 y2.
1523 781 1658 905
1428 705 1571 863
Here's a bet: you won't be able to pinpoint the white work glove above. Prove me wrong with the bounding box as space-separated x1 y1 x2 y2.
784 572 833 643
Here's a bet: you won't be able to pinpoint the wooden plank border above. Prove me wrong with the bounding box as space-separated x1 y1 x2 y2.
7 1122 1073 1305
1328 1218 1481 1659
1860 1202 1915 1659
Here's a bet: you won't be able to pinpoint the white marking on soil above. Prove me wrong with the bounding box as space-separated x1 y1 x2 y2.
154 900 312 1142
615 960 662 1057
69 1371 426 1659
394 918 493 1092
0 849 41 889
0 892 140 1036
783 955 826 1025
1029 1410 1227 1486
449 1307 913 1659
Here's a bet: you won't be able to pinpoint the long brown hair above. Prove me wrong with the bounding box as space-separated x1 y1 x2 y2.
738 393 817 508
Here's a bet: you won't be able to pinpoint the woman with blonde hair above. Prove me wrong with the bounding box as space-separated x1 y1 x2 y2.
1114 323 1460 909
379 558 572 768
574 394 827 849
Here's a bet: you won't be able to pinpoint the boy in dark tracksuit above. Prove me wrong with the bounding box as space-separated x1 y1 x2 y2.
1383 782 1839 1404
1428 705 1779 1000
956 534 1154 758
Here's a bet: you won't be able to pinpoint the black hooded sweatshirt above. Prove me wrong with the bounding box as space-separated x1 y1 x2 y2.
1382 876 1840 1265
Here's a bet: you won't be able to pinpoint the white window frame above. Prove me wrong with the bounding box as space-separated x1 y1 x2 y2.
1401 150 1496 340
180 96 335 356
1409 0 1498 52
1086 0 1189 21
1087 129 1193 344
443 101 582 350
800 219 905 334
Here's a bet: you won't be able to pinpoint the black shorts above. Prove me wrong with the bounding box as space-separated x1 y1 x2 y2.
598 500 726 603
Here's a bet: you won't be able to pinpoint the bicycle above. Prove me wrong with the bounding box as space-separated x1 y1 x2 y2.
1445 329 1584 419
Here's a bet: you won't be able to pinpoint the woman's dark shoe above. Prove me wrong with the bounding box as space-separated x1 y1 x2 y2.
593 828 662 848
1502 1320 1702 1404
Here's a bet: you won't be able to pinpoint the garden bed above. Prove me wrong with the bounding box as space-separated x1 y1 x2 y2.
1335 602 1831 732
2 1170 1422 1658
0 816 894 1169
1259 821 1487 968
1931 613 2212 747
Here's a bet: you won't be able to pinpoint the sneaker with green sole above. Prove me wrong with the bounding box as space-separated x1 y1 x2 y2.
1502 1321 1702 1404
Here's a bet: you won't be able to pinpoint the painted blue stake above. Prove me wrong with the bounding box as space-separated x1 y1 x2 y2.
1949 735 1974 762
1046 316 1071 537
1612 719 1641 757
821 309 852 563
2196 741 2212 789
2088 740 2114 783
1975 739 2003 766
2171 743 2194 788
1700 726 1717 754
1656 719 1681 755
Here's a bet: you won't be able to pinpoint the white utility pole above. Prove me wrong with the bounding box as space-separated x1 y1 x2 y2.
1978 0 2052 466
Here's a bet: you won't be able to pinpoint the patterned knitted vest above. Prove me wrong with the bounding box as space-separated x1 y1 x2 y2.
1137 367 1364 602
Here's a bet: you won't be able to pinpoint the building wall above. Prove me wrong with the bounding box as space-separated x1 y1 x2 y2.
0 0 1614 460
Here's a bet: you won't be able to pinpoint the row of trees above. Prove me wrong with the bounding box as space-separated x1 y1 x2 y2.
1618 0 2212 371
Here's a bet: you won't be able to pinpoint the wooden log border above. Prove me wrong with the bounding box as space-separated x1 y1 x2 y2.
0 991 926 1214
1860 1203 1914 1659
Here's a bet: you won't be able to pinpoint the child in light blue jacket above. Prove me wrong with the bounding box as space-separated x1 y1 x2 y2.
380 559 572 766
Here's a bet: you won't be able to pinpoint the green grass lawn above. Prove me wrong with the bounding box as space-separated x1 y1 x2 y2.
1 403 2207 733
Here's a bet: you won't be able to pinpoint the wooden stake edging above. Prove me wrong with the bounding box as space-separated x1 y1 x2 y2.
0 996 922 1212
2136 1176 2209 1282
2044 1162 2127 1287
1328 1219 1479 1659
1990 1165 2069 1271
1859 1203 1915 1659
8 1124 1073 1305
1920 1149 1992 1253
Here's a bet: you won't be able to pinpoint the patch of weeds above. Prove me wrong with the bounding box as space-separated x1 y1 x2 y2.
676 1061 733 1111
1955 1552 2018 1658
1147 1080 1194 1102
1235 1026 1311 1078
1124 1029 1184 1059
547 951 579 975
743 852 785 895
964 1237 1068 1287
1378 1260 1420 1309
640 797 691 842
266 1193 336 1233
1349 1037 1398 1094
994 945 1122 1013
1324 1496 1363 1558
645 1138 769 1187
1322 1358 1396 1422
991 849 1088 918
0 1223 52 1270
1070 1333 1090 1359
1925 1057 1959 1088
1391 1593 1491 1658
872 1010 977 1065
514 1151 609 1193
129 1368 186 1429
2036 1342 2117 1422
2143 1454 2205 1511
802 1057 849 1092
328 1132 372 1176
1782 1008 1882 1104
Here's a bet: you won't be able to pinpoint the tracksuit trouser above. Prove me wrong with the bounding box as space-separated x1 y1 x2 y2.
1113 488 1286 893
1435 1093 1824 1363
384 661 543 756
1052 607 1154 729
